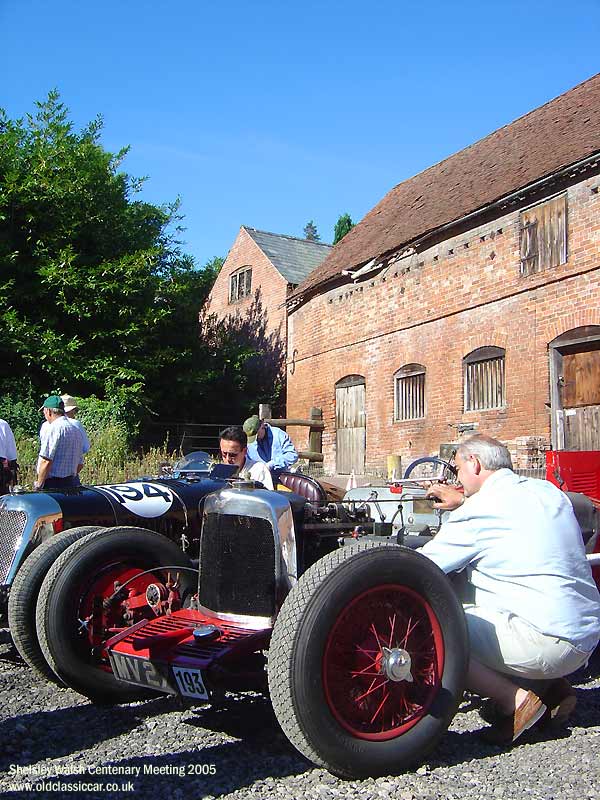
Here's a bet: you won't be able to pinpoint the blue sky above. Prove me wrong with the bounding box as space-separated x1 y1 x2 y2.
2 1 600 267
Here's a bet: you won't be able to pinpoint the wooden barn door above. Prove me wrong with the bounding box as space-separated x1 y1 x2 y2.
335 375 366 474
562 348 600 450
550 327 600 451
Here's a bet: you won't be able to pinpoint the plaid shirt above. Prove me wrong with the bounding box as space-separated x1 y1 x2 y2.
39 415 84 477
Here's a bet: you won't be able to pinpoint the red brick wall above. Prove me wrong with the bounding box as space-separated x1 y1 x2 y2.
206 227 289 349
287 177 600 473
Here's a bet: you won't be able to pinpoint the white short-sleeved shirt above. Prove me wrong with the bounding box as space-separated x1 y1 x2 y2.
242 456 274 490
0 419 17 461
420 469 600 652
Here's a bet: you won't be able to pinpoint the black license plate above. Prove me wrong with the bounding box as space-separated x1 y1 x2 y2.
109 650 175 693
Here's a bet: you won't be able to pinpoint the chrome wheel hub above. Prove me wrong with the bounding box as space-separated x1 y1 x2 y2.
380 647 414 682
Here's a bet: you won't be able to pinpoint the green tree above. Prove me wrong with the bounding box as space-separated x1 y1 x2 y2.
0 91 213 427
333 212 355 244
197 289 286 422
143 254 225 422
303 220 320 241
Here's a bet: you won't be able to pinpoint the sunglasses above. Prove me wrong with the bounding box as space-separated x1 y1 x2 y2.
221 450 242 461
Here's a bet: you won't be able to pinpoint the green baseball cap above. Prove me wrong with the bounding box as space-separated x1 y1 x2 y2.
40 395 65 411
243 415 261 443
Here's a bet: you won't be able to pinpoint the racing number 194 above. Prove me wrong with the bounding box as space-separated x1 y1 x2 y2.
104 483 172 503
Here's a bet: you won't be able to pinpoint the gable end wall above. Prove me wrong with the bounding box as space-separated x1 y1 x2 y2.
206 227 289 348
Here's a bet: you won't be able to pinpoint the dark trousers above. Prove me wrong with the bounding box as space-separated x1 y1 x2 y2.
44 475 81 489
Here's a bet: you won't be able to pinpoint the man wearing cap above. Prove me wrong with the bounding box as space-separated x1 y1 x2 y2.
243 415 298 485
37 393 90 475
0 417 18 493
35 396 85 490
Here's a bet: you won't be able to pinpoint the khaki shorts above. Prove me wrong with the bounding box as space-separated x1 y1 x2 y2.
464 605 593 679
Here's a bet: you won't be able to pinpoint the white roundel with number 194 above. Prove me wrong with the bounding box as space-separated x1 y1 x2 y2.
98 482 175 518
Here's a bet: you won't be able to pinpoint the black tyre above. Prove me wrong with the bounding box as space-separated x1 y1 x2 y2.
8 526 103 681
403 456 458 482
36 526 196 703
268 542 468 778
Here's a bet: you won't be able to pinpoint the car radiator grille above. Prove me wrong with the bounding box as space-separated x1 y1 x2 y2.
199 513 276 617
0 509 27 585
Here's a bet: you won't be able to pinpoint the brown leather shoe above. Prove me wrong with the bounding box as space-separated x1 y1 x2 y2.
538 678 576 727
482 690 546 744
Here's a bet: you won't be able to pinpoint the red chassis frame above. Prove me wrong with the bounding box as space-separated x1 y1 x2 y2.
106 610 271 699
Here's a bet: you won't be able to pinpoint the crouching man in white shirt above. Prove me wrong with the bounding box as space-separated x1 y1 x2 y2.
421 434 600 745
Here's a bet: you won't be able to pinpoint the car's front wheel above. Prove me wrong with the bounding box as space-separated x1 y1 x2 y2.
268 542 468 778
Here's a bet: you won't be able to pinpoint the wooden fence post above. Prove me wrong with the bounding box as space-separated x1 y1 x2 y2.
309 407 323 461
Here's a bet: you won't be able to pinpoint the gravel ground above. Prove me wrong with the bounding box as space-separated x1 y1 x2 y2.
1 634 599 800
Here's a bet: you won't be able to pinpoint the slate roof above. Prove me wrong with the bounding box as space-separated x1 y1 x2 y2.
243 227 332 285
292 72 600 300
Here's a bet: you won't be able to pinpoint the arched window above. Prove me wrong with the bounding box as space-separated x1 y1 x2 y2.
229 266 252 303
394 364 425 420
464 347 505 411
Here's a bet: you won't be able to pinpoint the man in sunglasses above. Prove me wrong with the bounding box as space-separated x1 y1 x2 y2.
219 426 273 490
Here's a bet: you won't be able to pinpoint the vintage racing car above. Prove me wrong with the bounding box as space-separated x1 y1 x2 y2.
1 452 599 778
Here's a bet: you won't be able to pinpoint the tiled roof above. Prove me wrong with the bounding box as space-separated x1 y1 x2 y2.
244 227 332 285
293 72 600 299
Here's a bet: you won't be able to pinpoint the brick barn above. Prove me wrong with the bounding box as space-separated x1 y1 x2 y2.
286 74 600 475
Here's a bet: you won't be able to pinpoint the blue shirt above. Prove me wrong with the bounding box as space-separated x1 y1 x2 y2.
39 415 84 478
247 423 298 480
420 469 600 652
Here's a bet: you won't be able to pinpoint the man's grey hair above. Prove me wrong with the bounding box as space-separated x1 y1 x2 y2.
456 434 513 471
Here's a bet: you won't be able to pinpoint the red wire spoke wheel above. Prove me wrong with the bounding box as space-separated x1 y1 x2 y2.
77 561 169 650
36 527 195 703
322 583 444 740
269 542 467 779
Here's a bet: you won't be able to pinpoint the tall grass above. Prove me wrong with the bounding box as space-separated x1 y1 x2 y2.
15 422 177 488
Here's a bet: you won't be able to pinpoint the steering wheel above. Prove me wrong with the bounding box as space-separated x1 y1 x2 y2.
403 456 458 483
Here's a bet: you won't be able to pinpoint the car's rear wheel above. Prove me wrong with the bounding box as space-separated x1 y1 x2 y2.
268 542 468 778
36 526 196 703
8 526 104 681
403 457 458 483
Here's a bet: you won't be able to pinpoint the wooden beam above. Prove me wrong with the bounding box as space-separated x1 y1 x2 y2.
297 450 324 462
266 418 325 429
